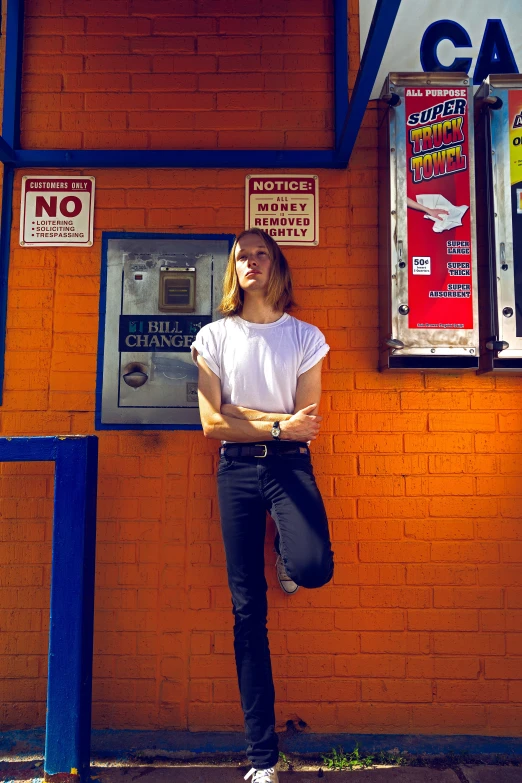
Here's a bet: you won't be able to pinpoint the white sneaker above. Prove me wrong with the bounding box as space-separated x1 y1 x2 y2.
276 554 299 595
244 767 279 782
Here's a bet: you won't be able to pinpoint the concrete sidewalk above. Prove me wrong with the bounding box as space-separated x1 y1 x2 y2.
1 762 522 783
93 765 522 782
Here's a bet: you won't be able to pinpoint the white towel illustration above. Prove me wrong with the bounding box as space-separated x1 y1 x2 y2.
416 194 468 233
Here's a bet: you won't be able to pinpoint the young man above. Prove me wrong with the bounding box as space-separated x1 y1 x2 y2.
191 228 334 783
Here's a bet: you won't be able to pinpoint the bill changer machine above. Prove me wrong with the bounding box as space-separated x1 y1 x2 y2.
378 72 479 370
99 234 230 427
475 76 522 372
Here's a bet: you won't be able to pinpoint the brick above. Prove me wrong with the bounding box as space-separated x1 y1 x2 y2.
334 654 405 678
437 681 508 703
429 412 495 431
287 631 358 655
404 520 474 540
334 391 400 411
287 678 358 702
360 587 431 608
346 519 402 541
334 434 402 453
433 588 502 609
357 412 426 433
502 542 522 562
362 679 432 702
65 73 131 92
404 434 473 453
487 706 522 729
429 497 498 518
402 393 471 411
335 609 405 631
359 454 427 475
476 434 522 453
406 656 480 679
407 610 479 631
24 54 83 73
358 497 428 519
359 542 430 563
411 705 487 729
336 702 410 731
87 16 151 35
406 476 474 496
429 455 498 474
360 632 430 655
431 543 499 563
507 589 522 608
485 658 522 679
335 476 404 497
199 73 264 91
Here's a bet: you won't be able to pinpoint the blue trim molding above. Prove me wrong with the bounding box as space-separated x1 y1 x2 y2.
0 436 98 783
0 729 521 761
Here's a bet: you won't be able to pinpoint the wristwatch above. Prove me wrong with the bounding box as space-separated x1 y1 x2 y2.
271 421 281 439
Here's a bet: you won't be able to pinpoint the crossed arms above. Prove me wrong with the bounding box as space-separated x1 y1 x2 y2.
194 350 324 442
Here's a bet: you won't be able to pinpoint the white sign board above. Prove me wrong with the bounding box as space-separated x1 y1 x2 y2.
20 176 95 247
245 174 319 246
360 1 522 100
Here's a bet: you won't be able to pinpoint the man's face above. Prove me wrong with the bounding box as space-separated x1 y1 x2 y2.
235 234 272 293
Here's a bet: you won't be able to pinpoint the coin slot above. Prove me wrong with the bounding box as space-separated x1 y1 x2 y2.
159 267 196 313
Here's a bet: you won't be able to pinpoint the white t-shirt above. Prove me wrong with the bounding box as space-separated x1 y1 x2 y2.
191 313 329 414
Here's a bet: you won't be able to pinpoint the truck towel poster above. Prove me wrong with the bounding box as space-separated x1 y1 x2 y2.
245 175 319 246
509 89 522 337
405 87 473 330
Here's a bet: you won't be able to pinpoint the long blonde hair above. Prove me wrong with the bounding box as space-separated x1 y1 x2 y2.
219 228 296 316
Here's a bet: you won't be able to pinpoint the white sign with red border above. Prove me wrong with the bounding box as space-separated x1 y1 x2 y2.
20 176 95 247
245 174 319 246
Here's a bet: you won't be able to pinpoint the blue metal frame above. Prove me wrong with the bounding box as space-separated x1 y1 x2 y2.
96 231 235 431
0 436 98 783
336 0 402 164
0 0 399 407
0 0 401 171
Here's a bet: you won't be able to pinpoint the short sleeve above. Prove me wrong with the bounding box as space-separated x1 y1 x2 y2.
191 323 221 379
297 325 330 376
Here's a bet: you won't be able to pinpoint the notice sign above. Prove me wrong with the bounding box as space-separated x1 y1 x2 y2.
404 88 473 330
20 176 95 247
245 174 319 246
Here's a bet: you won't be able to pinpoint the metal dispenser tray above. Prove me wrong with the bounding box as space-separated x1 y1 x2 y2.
378 72 479 370
99 234 230 427
475 75 522 372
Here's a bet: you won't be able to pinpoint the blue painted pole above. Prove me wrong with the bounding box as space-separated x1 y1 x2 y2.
0 137 15 163
335 0 401 164
0 165 15 406
2 0 24 149
45 437 98 783
14 147 342 169
334 0 349 149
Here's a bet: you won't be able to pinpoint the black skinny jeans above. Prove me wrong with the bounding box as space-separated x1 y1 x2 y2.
217 447 334 770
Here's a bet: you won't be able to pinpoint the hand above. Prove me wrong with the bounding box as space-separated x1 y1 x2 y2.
280 403 322 441
425 207 449 221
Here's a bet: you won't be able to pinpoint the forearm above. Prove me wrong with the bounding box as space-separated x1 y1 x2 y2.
221 403 292 422
203 411 276 442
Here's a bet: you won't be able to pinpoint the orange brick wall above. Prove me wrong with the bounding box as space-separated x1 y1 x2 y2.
0 0 520 737
22 0 333 150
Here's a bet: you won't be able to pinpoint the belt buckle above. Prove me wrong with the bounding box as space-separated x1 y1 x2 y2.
254 445 268 458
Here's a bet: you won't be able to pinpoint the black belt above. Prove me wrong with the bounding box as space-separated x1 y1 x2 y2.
220 442 310 458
